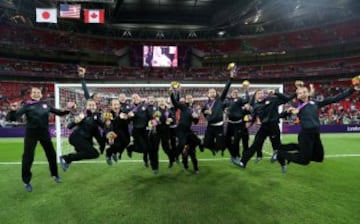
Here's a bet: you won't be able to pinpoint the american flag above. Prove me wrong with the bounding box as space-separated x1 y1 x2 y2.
59 4 81 19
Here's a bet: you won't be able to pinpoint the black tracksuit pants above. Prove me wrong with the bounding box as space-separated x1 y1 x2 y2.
22 128 58 184
241 122 281 166
176 127 200 170
62 132 99 163
182 132 199 171
169 127 177 159
204 125 226 153
226 122 249 158
148 127 175 170
105 130 130 158
132 127 149 164
279 130 324 165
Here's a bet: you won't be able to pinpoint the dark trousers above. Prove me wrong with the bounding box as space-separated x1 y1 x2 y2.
169 127 177 159
63 132 99 163
182 132 199 171
158 127 175 163
226 122 249 158
176 127 201 170
105 130 130 158
279 130 324 165
132 127 149 164
176 128 188 159
148 131 160 170
22 128 58 184
241 122 281 166
148 127 175 170
204 125 226 153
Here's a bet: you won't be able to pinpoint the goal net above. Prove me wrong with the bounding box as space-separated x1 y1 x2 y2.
55 83 283 158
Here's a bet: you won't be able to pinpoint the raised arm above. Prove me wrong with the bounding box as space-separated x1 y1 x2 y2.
220 63 236 101
317 87 355 108
50 106 70 116
274 91 296 105
243 89 250 104
81 79 91 100
170 91 185 110
78 66 91 100
220 79 232 101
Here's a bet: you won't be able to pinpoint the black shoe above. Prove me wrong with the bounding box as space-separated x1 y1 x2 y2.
53 176 61 183
59 156 69 172
168 161 174 168
112 153 119 162
211 149 217 156
199 144 204 152
106 157 113 166
144 162 149 168
126 145 134 158
127 150 132 158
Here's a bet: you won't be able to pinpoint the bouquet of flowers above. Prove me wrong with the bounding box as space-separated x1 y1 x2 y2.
106 131 117 145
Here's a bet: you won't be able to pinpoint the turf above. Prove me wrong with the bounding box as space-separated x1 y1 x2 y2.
0 134 359 224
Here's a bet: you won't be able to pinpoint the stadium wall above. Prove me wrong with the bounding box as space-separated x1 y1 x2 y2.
1 124 360 137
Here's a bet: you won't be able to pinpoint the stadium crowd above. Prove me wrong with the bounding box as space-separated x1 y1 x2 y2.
1 56 360 81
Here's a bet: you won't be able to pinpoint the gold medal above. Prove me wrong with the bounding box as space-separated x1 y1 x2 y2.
291 109 299 114
227 62 236 70
242 80 250 87
171 81 180 89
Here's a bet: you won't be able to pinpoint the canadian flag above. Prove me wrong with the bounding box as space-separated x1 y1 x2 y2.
36 8 57 23
84 9 105 24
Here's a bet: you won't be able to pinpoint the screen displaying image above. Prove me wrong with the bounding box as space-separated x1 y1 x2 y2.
143 45 178 67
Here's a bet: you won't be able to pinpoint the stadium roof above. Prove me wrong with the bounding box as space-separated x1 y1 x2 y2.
2 0 360 39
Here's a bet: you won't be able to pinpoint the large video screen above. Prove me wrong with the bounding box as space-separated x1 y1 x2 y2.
143 45 178 67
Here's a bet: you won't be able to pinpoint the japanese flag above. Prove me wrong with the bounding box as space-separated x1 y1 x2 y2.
36 8 57 23
84 9 105 24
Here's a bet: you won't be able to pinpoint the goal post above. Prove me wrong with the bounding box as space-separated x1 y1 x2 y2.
54 82 283 159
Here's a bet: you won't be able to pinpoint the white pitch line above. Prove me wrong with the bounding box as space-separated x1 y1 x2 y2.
0 154 359 165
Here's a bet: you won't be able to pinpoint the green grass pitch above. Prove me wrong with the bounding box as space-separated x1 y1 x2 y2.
0 134 359 224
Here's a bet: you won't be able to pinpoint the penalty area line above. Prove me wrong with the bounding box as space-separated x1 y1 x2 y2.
0 154 360 165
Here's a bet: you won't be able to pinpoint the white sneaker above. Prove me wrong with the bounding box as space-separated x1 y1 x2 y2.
231 157 242 167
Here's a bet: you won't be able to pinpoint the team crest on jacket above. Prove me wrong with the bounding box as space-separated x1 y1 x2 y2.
265 100 270 105
234 99 238 102
42 104 48 109
142 106 146 111
126 105 130 109
310 101 315 104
